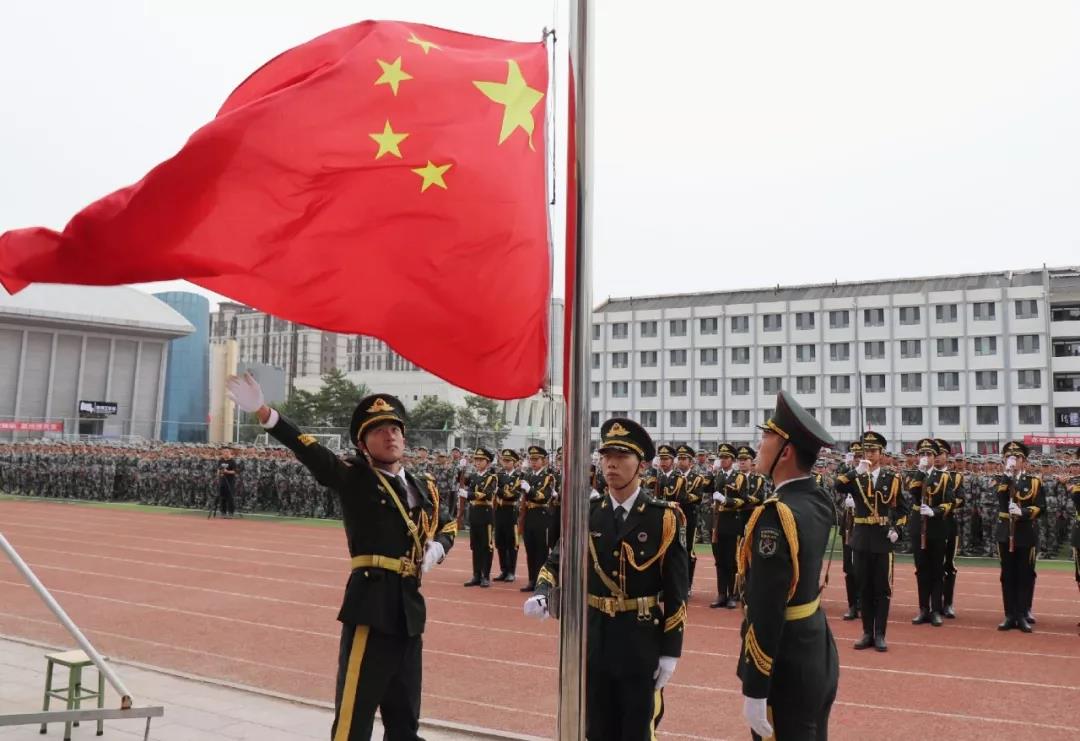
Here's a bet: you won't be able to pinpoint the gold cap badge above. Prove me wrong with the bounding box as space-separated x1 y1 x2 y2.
366 398 394 414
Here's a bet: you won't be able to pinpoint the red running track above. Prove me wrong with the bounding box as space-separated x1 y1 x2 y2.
0 500 1078 740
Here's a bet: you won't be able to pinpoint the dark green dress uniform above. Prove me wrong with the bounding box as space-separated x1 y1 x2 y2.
834 431 903 650
520 446 556 592
836 442 862 620
264 394 456 741
734 447 768 532
907 439 955 624
536 418 689 741
711 443 740 608
494 449 524 582
547 457 564 551
938 440 964 617
738 391 838 740
994 441 1046 632
1069 461 1080 597
675 445 706 591
462 448 498 587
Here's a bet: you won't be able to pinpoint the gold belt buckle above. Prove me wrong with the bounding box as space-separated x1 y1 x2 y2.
600 597 617 617
400 557 418 578
636 597 651 622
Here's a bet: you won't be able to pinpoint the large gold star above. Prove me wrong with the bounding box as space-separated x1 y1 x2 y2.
411 161 452 192
374 57 413 96
407 31 440 54
473 60 545 150
369 120 409 159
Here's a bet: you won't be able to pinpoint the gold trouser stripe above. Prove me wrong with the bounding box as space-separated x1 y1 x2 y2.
488 524 494 551
334 625 370 741
784 596 820 621
650 689 663 741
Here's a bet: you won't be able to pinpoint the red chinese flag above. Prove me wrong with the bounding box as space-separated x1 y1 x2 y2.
0 21 550 399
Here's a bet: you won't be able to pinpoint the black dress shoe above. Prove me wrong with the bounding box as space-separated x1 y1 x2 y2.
464 577 481 587
519 583 536 592
480 578 492 588
505 574 516 583
842 607 859 621
853 634 874 650
1025 611 1037 625
943 605 956 619
911 611 931 625
492 573 507 582
1016 617 1033 633
930 612 944 627
709 599 726 609
874 634 888 652
725 598 738 609
997 617 1016 631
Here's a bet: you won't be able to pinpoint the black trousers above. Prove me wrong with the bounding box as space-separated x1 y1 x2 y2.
713 534 738 599
942 523 959 607
842 542 859 609
685 510 699 589
586 667 663 741
853 550 892 637
914 537 947 614
468 507 494 579
548 505 561 550
493 506 519 576
332 623 423 741
522 508 550 585
754 622 838 741
998 543 1037 619
219 486 235 515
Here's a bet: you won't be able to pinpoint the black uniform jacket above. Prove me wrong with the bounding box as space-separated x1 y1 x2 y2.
267 413 455 636
835 466 903 553
993 472 1047 548
904 468 955 542
536 491 690 677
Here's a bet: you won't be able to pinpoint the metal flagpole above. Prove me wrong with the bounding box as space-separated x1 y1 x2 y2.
559 1 593 738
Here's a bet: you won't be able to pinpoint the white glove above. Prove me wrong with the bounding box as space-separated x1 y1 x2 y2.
519 480 531 493
917 456 929 473
551 490 560 501
652 457 660 468
1009 501 1022 517
225 373 265 413
712 491 725 502
457 488 468 499
1005 456 1017 472
458 459 467 469
654 656 677 690
843 453 854 465
742 696 773 739
888 529 899 543
523 594 549 620
920 503 934 517
589 489 602 500
422 541 445 573
844 494 855 510
712 459 723 472
855 459 870 475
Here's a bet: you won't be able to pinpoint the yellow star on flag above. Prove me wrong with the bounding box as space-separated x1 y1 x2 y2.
473 60 545 150
411 161 452 192
375 57 413 96
369 120 409 159
407 31 440 54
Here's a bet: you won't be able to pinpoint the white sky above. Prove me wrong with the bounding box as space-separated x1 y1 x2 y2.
2 1 1078 310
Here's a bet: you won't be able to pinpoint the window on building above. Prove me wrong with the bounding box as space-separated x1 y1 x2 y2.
639 410 657 427
902 407 923 426
763 346 783 363
640 350 658 367
592 324 601 340
670 379 688 396
900 339 921 359
1016 370 1040 389
864 341 885 360
829 310 850 329
700 410 719 428
937 372 960 391
865 374 886 392
612 381 629 397
731 347 750 364
670 349 687 366
900 373 922 392
1015 300 1039 320
974 336 997 356
938 406 960 425
1018 405 1041 425
763 377 782 394
830 375 851 393
863 308 885 327
1051 304 1080 322
731 377 750 395
1055 407 1080 428
935 304 958 323
796 376 816 394
611 322 628 339
763 313 782 332
976 406 999 425
730 315 749 333
899 306 921 325
700 317 719 335
612 352 629 368
669 319 687 336
590 411 600 427
591 381 600 398
670 410 688 427
640 320 658 337
795 312 816 330
796 344 816 362
640 380 657 397
829 342 850 362
831 408 851 426
700 378 719 396
937 338 959 357
731 409 750 427
975 370 998 390
591 353 601 369
866 408 886 425
1053 372 1080 392
973 302 996 321
1053 339 1080 357
700 348 719 365
1016 334 1040 354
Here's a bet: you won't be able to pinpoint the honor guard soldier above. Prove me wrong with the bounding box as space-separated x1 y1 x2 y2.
524 418 689 740
494 449 525 582
710 443 740 608
836 442 862 621
738 390 839 740
936 439 964 617
907 439 954 627
547 447 564 551
226 375 455 741
675 445 707 592
1069 450 1080 621
655 445 684 503
735 446 768 530
519 446 556 592
835 431 903 652
459 448 498 588
995 441 1046 632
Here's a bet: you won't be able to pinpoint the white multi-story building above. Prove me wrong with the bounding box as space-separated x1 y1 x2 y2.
590 266 1080 454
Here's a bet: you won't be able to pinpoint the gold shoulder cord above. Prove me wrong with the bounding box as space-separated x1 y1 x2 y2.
371 468 424 560
622 508 677 571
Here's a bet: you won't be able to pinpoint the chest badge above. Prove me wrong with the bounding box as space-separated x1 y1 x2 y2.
638 531 648 543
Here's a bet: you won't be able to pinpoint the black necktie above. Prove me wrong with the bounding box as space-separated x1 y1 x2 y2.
614 506 626 531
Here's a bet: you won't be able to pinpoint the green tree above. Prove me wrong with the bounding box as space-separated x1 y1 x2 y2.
313 368 370 428
456 395 509 450
278 388 319 426
408 396 457 449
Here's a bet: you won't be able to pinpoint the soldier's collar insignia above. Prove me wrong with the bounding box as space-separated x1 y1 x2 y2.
607 422 630 437
366 398 394 414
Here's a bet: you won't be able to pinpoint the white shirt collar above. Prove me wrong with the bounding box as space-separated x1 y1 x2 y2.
609 487 641 513
773 475 811 493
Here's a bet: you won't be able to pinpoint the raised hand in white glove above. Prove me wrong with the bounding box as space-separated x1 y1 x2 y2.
422 541 445 573
844 452 854 465
888 529 899 544
919 503 934 518
712 459 724 472
457 488 468 499
519 480 531 493
589 489 602 501
855 459 871 475
844 494 855 510
1005 456 1017 472
917 456 930 473
742 696 773 739
653 656 677 690
523 594 549 620
652 457 661 468
712 491 726 502
1009 501 1022 517
226 373 265 413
